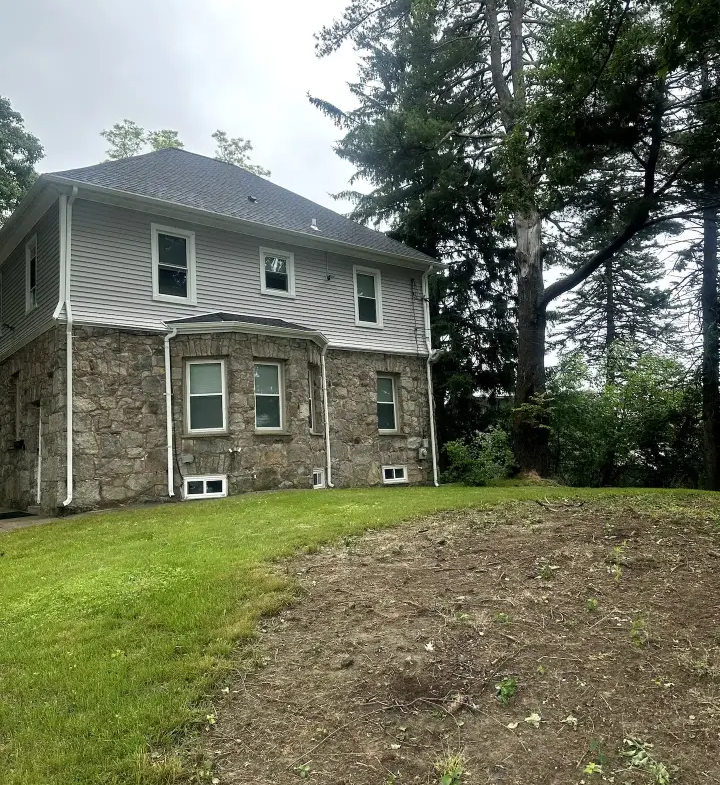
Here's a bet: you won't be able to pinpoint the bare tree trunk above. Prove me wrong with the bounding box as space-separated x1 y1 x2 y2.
701 205 720 490
605 257 616 351
513 210 548 474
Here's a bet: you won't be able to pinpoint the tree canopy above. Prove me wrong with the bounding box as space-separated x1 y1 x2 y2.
0 97 43 224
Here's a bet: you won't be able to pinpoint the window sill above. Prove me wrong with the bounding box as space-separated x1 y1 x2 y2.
355 320 384 329
182 430 229 439
153 293 197 306
260 289 296 299
309 430 324 437
378 431 404 437
253 430 293 441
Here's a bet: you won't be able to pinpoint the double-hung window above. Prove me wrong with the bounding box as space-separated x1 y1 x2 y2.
25 235 38 313
152 224 196 303
354 266 382 327
377 374 398 433
186 359 227 434
255 362 284 431
260 247 295 297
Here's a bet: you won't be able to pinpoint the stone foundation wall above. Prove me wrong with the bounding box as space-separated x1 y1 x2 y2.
325 349 431 487
24 326 433 512
0 327 66 511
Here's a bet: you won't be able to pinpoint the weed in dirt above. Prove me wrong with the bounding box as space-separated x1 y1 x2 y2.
495 677 518 704
539 563 556 580
536 664 547 675
295 763 311 779
620 737 672 784
608 540 628 582
678 650 720 680
434 751 465 785
588 739 610 767
630 614 649 647
493 611 512 625
586 597 598 612
583 761 604 776
383 772 400 785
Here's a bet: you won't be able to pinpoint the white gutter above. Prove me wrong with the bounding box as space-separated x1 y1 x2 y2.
320 343 334 488
61 186 78 507
164 327 178 497
421 267 439 487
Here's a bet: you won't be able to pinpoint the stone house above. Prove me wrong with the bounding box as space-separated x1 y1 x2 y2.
0 149 440 514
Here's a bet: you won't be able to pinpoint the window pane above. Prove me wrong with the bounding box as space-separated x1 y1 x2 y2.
377 377 394 403
378 402 396 431
158 233 188 268
189 363 222 395
255 364 279 395
256 395 281 428
30 259 37 289
265 256 287 275
358 297 377 323
394 467 405 479
265 270 288 291
356 272 376 299
384 468 394 480
158 266 187 298
206 479 224 494
190 395 224 430
187 480 204 495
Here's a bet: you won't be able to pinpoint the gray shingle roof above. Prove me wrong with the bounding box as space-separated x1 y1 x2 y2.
167 312 312 331
48 149 436 265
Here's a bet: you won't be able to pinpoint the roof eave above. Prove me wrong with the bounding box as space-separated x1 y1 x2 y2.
44 174 445 270
166 319 330 346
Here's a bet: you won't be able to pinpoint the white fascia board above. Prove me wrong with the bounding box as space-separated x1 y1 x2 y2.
43 175 445 271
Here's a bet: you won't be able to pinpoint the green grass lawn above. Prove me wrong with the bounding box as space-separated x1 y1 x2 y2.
0 485 713 784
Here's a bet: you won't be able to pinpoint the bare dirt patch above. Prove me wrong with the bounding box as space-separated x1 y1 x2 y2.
197 495 720 784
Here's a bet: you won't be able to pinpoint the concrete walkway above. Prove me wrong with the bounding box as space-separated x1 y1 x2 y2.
0 510 51 534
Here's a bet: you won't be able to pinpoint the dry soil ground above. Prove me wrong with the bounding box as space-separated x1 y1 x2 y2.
195 494 720 784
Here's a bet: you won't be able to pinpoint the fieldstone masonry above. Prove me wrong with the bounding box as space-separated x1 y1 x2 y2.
0 327 66 510
1 325 432 513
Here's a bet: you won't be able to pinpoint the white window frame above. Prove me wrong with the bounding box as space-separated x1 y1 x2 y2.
185 359 228 435
382 465 408 485
254 361 285 432
353 265 383 328
151 223 197 305
377 374 398 434
25 235 38 314
259 247 295 298
312 467 325 489
183 474 228 500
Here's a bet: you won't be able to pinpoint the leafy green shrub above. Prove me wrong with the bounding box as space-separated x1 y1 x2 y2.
443 428 514 486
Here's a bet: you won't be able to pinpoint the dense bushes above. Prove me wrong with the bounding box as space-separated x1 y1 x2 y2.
443 428 514 485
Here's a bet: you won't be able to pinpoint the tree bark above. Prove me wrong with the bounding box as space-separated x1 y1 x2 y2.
605 257 616 351
513 210 548 474
701 205 720 490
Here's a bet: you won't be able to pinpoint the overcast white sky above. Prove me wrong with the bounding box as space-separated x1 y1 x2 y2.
0 0 359 211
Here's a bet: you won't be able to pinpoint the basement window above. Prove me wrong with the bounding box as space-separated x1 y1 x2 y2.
382 465 407 485
312 468 325 489
183 475 227 499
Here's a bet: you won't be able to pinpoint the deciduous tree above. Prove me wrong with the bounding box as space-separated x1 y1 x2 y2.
0 97 43 224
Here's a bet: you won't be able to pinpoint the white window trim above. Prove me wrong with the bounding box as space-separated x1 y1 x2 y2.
377 373 398 434
185 359 228 435
259 246 296 298
254 361 285 432
353 265 383 328
151 223 197 305
382 465 408 485
25 235 38 314
183 474 228 500
312 467 325 489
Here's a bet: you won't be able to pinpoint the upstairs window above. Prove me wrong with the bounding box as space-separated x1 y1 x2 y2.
377 374 398 432
255 362 284 431
185 359 227 434
354 266 382 327
260 247 295 297
152 224 196 303
25 235 38 313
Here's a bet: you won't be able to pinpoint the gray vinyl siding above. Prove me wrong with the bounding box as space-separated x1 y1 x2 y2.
69 200 428 354
0 202 60 360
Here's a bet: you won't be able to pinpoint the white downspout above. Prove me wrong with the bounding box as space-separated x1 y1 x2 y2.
422 267 439 487
320 343 334 488
164 327 178 496
62 186 78 507
36 402 42 505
